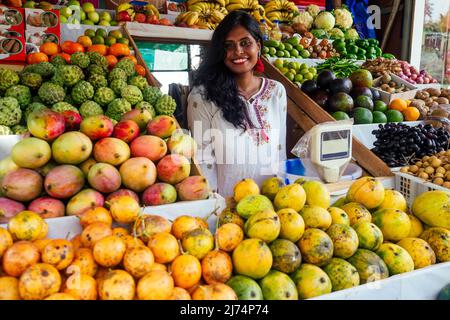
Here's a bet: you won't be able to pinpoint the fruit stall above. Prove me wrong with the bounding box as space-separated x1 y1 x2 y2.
0 0 448 302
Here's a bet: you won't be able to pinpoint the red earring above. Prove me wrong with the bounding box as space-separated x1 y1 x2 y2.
254 56 264 73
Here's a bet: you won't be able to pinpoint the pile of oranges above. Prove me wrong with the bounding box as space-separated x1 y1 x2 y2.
389 98 421 122
26 41 146 77
0 195 241 300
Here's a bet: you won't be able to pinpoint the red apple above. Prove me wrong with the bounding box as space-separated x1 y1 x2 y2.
134 13 146 23
113 120 140 143
62 110 82 131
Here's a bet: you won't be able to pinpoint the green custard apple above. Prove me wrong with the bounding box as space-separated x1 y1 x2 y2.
87 52 108 69
128 75 148 91
20 72 43 91
105 98 132 121
52 102 79 113
114 59 135 77
5 85 32 108
135 101 156 118
38 82 65 105
110 79 127 95
71 80 95 105
108 67 128 82
155 94 177 116
0 125 12 135
0 68 20 91
70 52 90 69
88 74 108 90
11 125 28 135
121 85 143 105
79 100 103 118
94 87 116 106
0 97 22 126
24 102 46 120
88 64 107 77
142 86 162 105
50 55 67 66
22 62 55 79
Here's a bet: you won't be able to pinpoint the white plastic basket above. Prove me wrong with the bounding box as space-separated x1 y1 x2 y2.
394 171 449 207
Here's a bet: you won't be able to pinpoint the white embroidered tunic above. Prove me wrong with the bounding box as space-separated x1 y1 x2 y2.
187 78 287 197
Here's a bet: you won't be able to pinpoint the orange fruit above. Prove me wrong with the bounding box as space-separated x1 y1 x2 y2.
80 222 113 249
40 42 59 56
171 215 208 240
2 241 40 277
92 235 126 267
87 44 108 56
112 227 130 239
147 232 180 263
135 64 146 77
42 239 75 270
389 98 408 112
109 43 130 57
121 55 137 65
170 287 191 300
71 234 83 251
67 247 98 277
51 52 71 64
77 35 93 48
403 106 420 121
136 270 174 300
170 254 201 289
64 274 97 300
79 207 113 228
27 52 49 64
105 55 118 68
61 41 84 55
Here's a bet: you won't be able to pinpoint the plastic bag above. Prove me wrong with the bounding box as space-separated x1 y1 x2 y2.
347 0 376 39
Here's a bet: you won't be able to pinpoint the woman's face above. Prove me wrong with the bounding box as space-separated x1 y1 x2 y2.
223 25 261 75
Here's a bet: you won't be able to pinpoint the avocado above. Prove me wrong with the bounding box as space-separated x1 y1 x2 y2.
354 95 374 111
371 87 381 101
352 107 373 124
301 80 318 95
317 70 336 90
328 78 353 95
351 87 373 100
309 89 329 108
350 69 373 88
327 92 354 113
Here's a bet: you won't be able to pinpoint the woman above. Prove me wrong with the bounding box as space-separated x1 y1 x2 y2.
187 11 287 196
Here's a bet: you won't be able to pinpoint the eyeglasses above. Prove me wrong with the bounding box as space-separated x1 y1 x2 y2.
224 38 255 53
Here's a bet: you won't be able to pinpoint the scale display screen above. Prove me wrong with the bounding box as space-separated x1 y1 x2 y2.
320 130 351 161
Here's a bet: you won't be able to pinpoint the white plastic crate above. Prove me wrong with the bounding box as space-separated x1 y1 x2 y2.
394 171 449 207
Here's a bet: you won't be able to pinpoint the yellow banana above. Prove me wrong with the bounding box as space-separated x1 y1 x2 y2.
117 3 133 12
186 12 199 25
228 0 245 4
187 0 205 6
210 10 225 23
216 0 226 7
219 6 228 15
226 3 246 11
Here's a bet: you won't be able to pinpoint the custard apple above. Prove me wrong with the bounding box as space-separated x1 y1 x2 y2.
50 66 66 87
114 59 135 77
155 94 177 116
51 55 67 66
88 74 108 90
121 85 143 105
52 102 79 114
105 98 132 121
108 68 128 82
20 72 43 91
11 125 28 135
94 87 116 106
23 62 55 79
70 52 90 69
142 86 162 105
56 65 85 87
64 94 76 106
5 85 32 109
0 97 21 126
38 82 65 105
0 125 12 135
0 68 20 91
71 81 94 105
24 102 46 120
110 79 127 95
136 101 156 118
128 75 148 91
80 101 103 118
87 52 108 69
88 64 107 77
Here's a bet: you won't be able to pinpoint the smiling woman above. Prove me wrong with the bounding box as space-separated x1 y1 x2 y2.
187 11 287 196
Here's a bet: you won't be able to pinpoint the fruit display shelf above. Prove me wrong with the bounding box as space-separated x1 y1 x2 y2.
268 57 365 68
60 23 122 43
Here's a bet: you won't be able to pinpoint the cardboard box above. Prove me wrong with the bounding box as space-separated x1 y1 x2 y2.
0 6 26 62
373 72 418 104
25 8 60 47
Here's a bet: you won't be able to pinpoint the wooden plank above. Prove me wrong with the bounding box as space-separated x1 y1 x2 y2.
262 58 393 177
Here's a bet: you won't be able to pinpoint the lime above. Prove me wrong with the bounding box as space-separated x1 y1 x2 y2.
278 43 285 51
284 50 290 58
117 38 129 45
108 30 123 39
274 60 283 69
269 47 277 55
283 43 293 51
280 67 289 74
373 100 388 112
372 111 388 123
353 107 373 124
308 67 317 75
301 50 310 58
263 47 269 54
304 73 314 80
294 74 304 82
332 111 350 120
385 109 404 123
84 29 95 38
355 95 374 111
95 28 107 38
285 72 295 82
289 68 296 75
291 49 299 57
295 45 304 52
276 50 285 57
105 36 117 46
92 36 104 45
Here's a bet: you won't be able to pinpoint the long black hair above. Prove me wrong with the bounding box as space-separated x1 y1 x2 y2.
193 11 263 130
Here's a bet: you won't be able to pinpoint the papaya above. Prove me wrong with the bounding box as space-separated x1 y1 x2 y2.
327 207 350 226
261 177 285 201
277 208 305 242
353 221 384 251
273 184 306 212
232 239 272 279
269 239 301 274
376 243 414 275
259 270 298 300
420 227 449 262
291 263 332 299
376 189 407 212
342 202 372 226
331 196 348 208
226 275 263 300
236 195 273 220
301 180 330 209
297 228 333 266
397 238 436 269
233 179 260 202
372 208 411 242
323 258 360 291
326 224 359 259
411 190 450 229
408 214 424 238
347 249 389 284
244 209 280 243
299 205 332 230
346 177 385 209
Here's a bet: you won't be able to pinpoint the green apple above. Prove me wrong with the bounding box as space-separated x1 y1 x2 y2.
98 20 110 26
82 2 95 13
87 11 100 24
60 6 72 18
79 10 86 21
81 19 95 25
68 0 81 7
99 11 112 22
60 15 68 24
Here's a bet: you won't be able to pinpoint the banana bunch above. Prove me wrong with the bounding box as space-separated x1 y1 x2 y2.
264 0 299 22
176 2 229 30
145 4 160 19
117 2 136 20
187 0 230 8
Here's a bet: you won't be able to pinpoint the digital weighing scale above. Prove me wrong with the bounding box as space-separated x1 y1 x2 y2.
309 123 353 183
